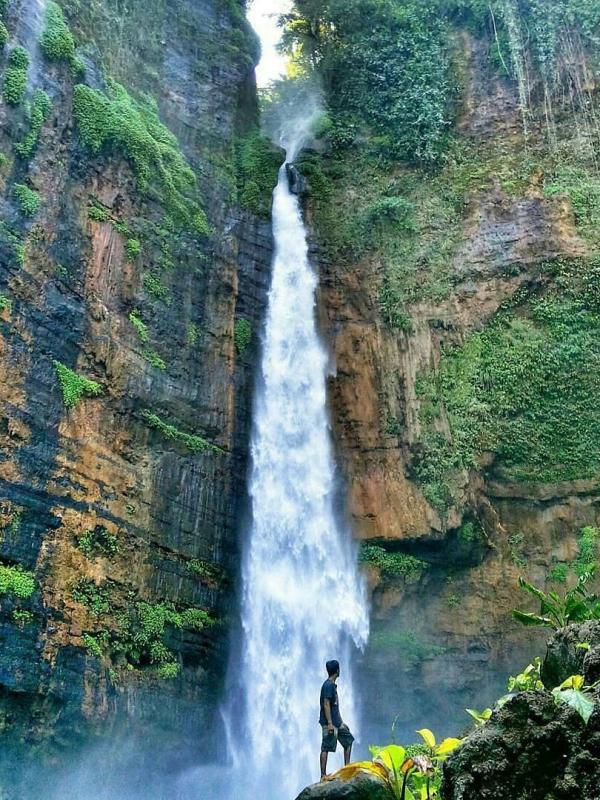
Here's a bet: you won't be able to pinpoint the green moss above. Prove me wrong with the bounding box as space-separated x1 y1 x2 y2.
53 360 102 407
234 129 281 218
143 272 170 304
78 526 118 558
71 579 111 615
128 310 149 343
0 294 11 314
360 544 425 581
142 410 220 453
39 2 76 62
125 238 141 261
72 81 205 229
0 563 35 598
142 349 166 370
0 20 8 47
234 318 252 355
413 268 600 509
3 46 29 106
12 184 41 216
14 90 52 159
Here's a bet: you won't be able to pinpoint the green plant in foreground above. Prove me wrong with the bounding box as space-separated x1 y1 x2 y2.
507 658 544 692
513 572 600 630
53 361 102 407
12 184 41 217
142 410 219 453
39 1 75 62
234 318 252 355
0 563 35 598
128 310 149 343
552 675 598 725
14 90 52 159
3 46 29 106
465 707 492 727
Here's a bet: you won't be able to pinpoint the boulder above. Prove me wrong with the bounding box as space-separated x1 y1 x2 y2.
440 688 600 800
542 620 600 688
295 762 394 800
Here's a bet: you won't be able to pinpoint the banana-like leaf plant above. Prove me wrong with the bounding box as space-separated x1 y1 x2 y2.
513 571 600 630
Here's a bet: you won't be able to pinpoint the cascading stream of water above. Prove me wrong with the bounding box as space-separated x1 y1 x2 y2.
231 153 370 799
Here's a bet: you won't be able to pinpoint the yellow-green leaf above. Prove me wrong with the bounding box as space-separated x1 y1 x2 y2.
375 744 406 774
416 728 436 749
436 737 462 756
560 675 585 690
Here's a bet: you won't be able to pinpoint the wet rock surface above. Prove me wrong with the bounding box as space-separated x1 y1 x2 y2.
295 764 394 800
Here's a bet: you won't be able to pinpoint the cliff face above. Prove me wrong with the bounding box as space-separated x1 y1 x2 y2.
0 0 276 781
300 12 600 740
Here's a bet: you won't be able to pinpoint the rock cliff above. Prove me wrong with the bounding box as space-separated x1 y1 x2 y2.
0 0 279 785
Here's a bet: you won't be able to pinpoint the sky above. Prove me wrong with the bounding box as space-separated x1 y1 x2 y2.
247 0 292 86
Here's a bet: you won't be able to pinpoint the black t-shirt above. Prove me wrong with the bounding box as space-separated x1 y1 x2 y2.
319 678 343 727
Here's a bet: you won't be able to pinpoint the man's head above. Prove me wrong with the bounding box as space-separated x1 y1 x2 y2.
326 659 340 678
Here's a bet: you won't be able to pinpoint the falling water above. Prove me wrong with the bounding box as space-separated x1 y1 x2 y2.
230 151 369 799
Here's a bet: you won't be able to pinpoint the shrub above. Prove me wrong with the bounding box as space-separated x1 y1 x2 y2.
234 318 252 355
0 563 35 598
0 20 8 47
82 633 104 658
3 46 29 106
125 238 141 261
143 272 170 303
78 526 119 558
12 184 41 216
71 578 111 615
12 609 34 627
53 360 102 407
72 81 205 229
128 310 149 343
360 544 425 580
39 1 75 62
187 323 199 346
234 129 281 217
0 293 11 314
87 202 110 222
14 90 52 159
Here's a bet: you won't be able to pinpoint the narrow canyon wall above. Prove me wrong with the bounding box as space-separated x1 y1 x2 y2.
0 0 275 781
309 24 600 740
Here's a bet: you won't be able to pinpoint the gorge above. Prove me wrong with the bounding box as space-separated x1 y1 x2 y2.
0 0 599 798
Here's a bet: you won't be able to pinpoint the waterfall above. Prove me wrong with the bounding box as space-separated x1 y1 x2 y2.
229 156 369 799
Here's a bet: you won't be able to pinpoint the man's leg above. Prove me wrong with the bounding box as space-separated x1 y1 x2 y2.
339 725 354 766
320 750 328 778
343 742 352 766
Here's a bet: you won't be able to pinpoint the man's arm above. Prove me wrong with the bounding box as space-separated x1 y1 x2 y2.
323 699 334 732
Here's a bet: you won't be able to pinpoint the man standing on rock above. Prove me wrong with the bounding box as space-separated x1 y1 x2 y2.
319 659 354 779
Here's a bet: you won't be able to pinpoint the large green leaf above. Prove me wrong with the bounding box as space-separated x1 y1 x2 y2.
553 688 596 724
376 744 407 773
512 610 554 628
416 728 436 749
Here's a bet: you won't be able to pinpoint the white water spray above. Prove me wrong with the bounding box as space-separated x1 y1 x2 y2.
230 149 369 798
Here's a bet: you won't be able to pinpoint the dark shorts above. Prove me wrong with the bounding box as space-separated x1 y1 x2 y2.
321 724 355 753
